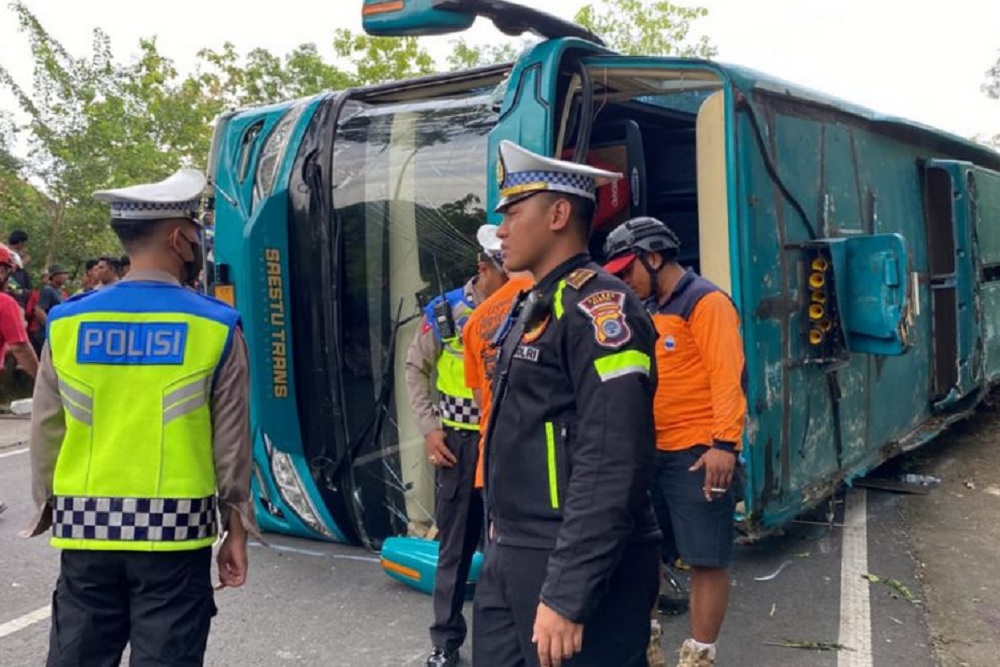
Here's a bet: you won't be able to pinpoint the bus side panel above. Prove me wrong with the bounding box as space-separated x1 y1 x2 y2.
737 95 945 529
849 129 932 446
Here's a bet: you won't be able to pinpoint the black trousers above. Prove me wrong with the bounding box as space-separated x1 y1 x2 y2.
430 428 484 651
47 548 217 667
472 542 658 667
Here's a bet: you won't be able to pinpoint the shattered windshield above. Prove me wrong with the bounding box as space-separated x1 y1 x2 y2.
330 93 496 547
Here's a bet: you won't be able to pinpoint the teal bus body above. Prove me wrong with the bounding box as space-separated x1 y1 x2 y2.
208 30 1000 547
211 96 350 541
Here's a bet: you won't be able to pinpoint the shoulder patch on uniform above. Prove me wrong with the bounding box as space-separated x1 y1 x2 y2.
564 268 597 290
521 314 550 344
578 290 632 349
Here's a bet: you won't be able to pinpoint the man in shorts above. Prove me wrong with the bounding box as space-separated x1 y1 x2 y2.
604 217 746 667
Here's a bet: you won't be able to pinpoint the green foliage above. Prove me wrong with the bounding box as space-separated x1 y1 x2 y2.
0 2 217 271
984 51 1000 149
0 4 435 270
446 39 525 70
984 51 1000 100
195 42 354 108
575 0 716 58
332 29 435 85
446 0 715 68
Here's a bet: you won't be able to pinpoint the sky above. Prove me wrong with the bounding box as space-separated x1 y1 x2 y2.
0 0 998 142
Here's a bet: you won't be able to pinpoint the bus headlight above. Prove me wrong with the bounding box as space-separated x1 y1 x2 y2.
253 100 309 205
269 447 334 539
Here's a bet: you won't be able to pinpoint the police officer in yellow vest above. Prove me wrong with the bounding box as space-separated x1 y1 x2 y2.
404 240 507 667
26 168 255 666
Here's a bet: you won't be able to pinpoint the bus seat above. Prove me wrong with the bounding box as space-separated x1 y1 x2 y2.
562 119 647 230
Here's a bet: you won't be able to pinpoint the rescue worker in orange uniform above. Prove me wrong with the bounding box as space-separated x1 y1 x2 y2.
462 225 533 491
603 217 746 667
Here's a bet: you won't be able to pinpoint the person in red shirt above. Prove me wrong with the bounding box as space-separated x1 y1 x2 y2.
603 217 746 667
0 242 38 518
0 243 39 380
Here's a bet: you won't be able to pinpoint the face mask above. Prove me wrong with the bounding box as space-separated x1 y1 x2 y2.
184 240 204 286
174 229 204 286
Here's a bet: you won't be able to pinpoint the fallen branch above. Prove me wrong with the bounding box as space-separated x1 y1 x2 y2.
764 640 852 651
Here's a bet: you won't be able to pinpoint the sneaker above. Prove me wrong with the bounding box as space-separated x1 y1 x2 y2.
426 647 459 667
677 639 714 667
658 563 690 615
647 623 667 667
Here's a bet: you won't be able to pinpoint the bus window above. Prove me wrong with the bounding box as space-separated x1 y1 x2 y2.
330 94 497 546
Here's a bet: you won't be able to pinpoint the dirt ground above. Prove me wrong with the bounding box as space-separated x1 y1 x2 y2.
901 402 1000 667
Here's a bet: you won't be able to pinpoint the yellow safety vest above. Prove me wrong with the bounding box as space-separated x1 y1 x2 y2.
46 281 240 552
425 288 479 431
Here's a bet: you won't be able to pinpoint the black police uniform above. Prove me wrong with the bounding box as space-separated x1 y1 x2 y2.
472 253 661 667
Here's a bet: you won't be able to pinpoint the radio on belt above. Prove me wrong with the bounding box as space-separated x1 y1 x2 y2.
432 297 456 341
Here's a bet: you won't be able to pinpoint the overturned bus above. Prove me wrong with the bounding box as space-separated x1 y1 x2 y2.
205 0 1000 553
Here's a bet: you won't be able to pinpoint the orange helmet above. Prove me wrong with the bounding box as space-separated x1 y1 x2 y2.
0 243 22 269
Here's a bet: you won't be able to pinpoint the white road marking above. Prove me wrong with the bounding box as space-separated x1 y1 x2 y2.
838 488 873 667
0 447 27 459
248 541 380 563
0 606 50 640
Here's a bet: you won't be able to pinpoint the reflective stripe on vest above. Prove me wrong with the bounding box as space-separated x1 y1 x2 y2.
436 324 479 430
46 282 239 552
428 290 479 430
52 495 217 543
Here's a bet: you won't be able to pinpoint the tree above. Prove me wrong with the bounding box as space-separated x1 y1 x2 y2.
195 32 436 109
332 29 435 85
446 40 526 70
444 0 715 70
575 0 716 58
195 42 354 109
0 0 718 274
0 2 217 271
983 51 1000 149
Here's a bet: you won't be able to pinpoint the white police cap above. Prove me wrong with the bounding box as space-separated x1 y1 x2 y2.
477 224 503 265
495 140 622 212
93 168 206 224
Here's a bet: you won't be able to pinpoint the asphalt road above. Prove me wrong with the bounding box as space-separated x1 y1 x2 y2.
0 415 950 666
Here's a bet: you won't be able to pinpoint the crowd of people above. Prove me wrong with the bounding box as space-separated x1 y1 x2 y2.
0 229 133 359
0 232 133 517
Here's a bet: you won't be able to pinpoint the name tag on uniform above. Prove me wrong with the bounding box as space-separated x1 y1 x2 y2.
77 322 188 365
514 345 540 363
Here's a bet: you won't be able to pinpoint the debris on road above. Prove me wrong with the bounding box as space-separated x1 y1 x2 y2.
862 573 921 604
854 475 936 495
900 474 942 485
985 486 1000 497
754 560 793 582
764 640 852 651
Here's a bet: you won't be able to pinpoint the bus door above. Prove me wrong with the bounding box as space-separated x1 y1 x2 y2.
924 160 1000 407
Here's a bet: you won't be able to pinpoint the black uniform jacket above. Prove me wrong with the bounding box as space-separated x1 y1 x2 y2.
484 253 661 623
